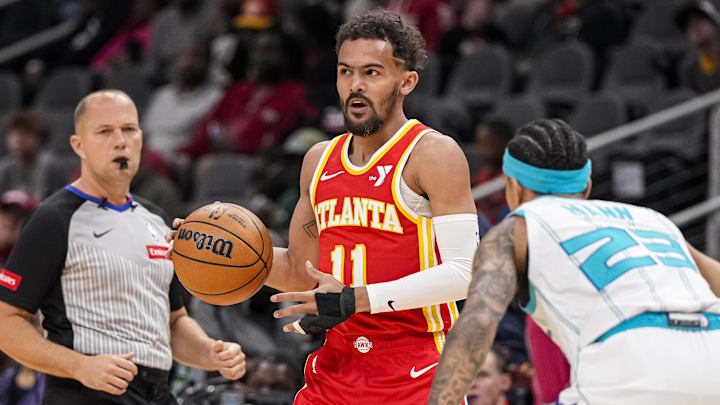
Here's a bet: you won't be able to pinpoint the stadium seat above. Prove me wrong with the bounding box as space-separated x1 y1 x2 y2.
421 97 473 141
571 94 627 175
639 88 705 161
44 109 76 156
445 46 512 111
102 66 152 112
570 94 626 137
189 154 260 206
487 95 546 131
527 41 594 111
34 67 92 110
0 71 21 116
405 53 441 119
602 42 665 116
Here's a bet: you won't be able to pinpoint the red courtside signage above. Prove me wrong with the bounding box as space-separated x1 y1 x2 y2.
0 269 21 291
147 246 170 260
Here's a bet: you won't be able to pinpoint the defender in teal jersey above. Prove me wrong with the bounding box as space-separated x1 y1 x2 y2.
429 119 720 405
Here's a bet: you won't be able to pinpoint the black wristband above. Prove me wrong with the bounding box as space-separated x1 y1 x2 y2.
316 287 356 318
298 315 345 335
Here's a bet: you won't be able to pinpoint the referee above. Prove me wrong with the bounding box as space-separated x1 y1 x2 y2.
0 90 246 404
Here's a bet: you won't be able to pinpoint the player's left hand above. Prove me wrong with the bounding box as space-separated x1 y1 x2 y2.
210 340 246 380
271 261 351 333
271 261 344 319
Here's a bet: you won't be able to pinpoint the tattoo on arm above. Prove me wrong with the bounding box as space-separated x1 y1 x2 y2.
303 220 318 240
428 217 518 405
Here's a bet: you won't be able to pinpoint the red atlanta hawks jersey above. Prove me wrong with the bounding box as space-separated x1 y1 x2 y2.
310 119 459 350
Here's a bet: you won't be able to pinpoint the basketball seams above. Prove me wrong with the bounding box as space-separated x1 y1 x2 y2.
171 249 261 268
226 203 269 258
180 265 268 296
180 219 268 268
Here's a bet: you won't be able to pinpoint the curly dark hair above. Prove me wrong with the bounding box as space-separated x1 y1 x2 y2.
4 109 50 145
335 9 428 72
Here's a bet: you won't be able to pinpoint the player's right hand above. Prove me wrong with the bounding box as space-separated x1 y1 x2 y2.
164 218 185 259
75 352 138 395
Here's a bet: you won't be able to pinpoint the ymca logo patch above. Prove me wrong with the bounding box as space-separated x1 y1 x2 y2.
0 269 21 291
147 246 170 260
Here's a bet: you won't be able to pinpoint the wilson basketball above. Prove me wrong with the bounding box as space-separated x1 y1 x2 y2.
172 202 273 305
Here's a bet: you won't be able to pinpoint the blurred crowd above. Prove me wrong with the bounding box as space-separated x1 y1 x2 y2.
0 0 718 404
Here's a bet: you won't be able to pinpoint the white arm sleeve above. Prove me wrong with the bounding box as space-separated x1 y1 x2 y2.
364 213 479 314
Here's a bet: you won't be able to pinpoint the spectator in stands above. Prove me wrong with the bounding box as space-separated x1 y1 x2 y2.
438 0 508 58
144 40 223 162
676 0 720 94
0 190 37 267
245 353 300 394
467 345 512 405
145 0 214 85
294 3 342 119
91 0 158 74
0 313 45 405
473 119 513 223
0 110 67 200
217 0 282 85
385 0 450 50
182 29 316 159
515 0 628 84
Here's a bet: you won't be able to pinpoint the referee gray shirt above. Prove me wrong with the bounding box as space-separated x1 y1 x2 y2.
0 185 186 371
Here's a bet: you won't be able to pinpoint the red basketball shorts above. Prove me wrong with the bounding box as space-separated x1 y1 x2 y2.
294 329 468 405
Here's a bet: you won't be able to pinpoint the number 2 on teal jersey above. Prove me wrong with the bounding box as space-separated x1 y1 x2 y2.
560 227 696 290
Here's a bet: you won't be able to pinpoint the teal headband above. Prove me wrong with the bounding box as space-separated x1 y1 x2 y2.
502 149 591 194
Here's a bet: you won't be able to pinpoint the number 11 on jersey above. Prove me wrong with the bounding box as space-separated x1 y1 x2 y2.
330 244 367 286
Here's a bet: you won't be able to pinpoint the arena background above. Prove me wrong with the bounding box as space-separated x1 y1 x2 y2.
0 0 718 404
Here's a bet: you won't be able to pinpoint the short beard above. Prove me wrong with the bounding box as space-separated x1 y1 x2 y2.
342 85 399 137
344 115 383 137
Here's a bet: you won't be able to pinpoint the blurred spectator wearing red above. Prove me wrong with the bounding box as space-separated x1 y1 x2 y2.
0 190 37 266
473 119 513 224
676 0 720 94
0 111 67 200
386 0 451 50
526 317 570 405
182 29 316 159
91 0 158 74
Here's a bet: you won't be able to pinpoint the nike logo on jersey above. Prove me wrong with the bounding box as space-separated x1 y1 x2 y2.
320 170 344 181
410 362 438 378
373 165 393 187
388 300 397 311
93 228 113 238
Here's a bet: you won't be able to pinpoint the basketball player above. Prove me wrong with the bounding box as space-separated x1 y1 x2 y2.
428 119 720 405
195 9 477 405
0 90 246 404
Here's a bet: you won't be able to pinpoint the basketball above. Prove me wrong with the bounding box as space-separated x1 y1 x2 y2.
172 202 273 306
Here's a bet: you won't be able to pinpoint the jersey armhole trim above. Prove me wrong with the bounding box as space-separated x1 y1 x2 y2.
391 128 433 223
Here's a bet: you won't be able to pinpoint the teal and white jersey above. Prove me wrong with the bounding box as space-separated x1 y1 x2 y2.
514 196 720 363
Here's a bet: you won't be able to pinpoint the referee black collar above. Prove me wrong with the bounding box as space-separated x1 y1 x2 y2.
64 185 135 212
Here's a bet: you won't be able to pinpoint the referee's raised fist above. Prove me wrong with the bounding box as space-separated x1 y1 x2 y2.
74 352 138 395
210 340 246 380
